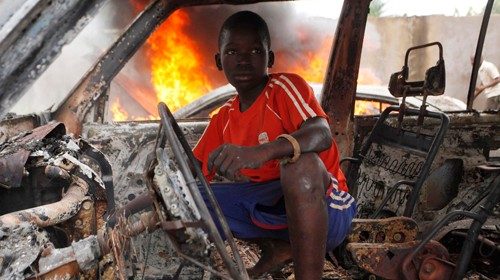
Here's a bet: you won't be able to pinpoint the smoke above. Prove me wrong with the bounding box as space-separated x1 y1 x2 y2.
182 3 336 81
108 2 337 120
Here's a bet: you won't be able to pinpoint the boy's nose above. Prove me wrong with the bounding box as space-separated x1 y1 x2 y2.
236 52 251 64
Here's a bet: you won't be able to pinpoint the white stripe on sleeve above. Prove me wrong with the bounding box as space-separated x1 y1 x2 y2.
280 75 317 118
271 78 307 121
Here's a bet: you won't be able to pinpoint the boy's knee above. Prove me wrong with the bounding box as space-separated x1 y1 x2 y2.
280 153 330 195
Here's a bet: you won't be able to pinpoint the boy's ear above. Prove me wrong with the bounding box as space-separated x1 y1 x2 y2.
268 50 275 68
215 53 223 71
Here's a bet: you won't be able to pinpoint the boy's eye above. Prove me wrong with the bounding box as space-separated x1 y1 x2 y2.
251 48 262 55
225 50 236 55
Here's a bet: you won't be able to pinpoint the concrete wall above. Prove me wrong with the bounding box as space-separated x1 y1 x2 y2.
360 15 500 110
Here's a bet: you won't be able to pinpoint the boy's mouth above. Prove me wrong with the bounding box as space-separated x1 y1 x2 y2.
233 74 253 81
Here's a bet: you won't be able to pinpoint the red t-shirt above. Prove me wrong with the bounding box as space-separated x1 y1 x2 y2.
193 73 347 191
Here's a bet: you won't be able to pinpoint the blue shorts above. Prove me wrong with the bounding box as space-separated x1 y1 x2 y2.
199 177 356 251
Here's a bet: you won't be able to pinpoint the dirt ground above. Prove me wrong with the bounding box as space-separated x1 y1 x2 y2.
212 240 352 280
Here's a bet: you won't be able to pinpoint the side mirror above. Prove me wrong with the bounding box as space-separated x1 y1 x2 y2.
388 42 445 97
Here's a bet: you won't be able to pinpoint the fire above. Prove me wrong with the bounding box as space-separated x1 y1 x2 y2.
355 100 390 115
147 10 212 113
111 8 213 121
110 97 129 121
285 35 384 115
110 95 157 122
289 36 332 83
110 5 385 121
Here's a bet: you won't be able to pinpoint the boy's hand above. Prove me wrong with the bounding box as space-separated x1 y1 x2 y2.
208 144 268 181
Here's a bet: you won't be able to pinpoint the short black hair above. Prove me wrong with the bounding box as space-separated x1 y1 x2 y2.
218 11 271 49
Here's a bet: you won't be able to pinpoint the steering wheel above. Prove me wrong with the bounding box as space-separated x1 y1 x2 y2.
155 102 249 280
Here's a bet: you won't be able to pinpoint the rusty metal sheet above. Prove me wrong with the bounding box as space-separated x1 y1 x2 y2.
320 0 371 160
346 240 449 280
348 217 419 244
418 256 454 280
0 122 65 188
0 115 40 144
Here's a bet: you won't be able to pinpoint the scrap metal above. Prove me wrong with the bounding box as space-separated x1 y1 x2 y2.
0 121 65 189
0 0 498 278
348 217 419 244
0 122 110 279
0 176 89 228
0 0 107 116
347 240 451 280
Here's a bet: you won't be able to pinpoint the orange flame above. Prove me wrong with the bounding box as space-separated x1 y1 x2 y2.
111 5 385 120
354 100 390 115
110 97 129 121
111 8 213 121
288 37 332 83
147 10 212 113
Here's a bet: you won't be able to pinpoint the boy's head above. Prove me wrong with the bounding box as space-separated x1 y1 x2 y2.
215 11 274 93
218 11 271 50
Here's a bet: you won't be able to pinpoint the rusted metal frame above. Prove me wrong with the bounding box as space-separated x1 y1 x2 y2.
398 185 500 280
53 0 173 135
0 0 107 117
371 180 414 218
467 0 494 110
80 140 115 215
346 105 450 210
348 240 450 280
162 231 233 280
0 0 50 55
358 106 450 217
106 193 154 227
401 211 481 264
158 102 249 280
0 176 89 228
53 0 286 136
398 210 481 279
403 111 449 217
348 216 419 244
451 231 500 252
451 174 500 280
320 0 371 160
418 256 455 280
108 205 228 278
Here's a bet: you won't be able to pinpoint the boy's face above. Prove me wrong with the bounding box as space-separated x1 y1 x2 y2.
218 25 271 93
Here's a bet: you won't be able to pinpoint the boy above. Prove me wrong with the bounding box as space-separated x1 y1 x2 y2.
193 11 356 279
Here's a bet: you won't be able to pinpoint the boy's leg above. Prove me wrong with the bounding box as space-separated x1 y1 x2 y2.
280 152 331 280
198 181 288 240
248 161 356 278
246 238 292 277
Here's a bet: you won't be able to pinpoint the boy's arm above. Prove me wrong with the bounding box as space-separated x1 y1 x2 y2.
208 116 332 181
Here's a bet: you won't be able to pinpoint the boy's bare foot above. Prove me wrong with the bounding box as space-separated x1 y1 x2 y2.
247 238 293 278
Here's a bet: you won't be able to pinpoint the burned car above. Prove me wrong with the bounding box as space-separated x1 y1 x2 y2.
0 0 499 279
172 83 466 119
